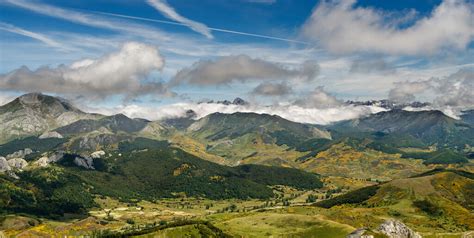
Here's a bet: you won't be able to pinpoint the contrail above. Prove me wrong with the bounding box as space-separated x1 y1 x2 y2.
89 10 309 45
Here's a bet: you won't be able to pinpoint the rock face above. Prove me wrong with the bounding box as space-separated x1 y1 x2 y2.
6 148 33 159
73 156 94 169
0 157 11 172
0 93 101 144
39 131 63 139
378 220 421 238
33 152 64 167
7 158 28 170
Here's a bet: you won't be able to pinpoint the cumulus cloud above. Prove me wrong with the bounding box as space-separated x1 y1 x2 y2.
0 42 172 100
146 0 213 39
302 0 474 55
295 86 342 108
171 55 319 86
391 69 474 115
88 101 385 125
251 82 292 96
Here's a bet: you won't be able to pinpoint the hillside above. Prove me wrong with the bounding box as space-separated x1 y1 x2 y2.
461 110 474 125
55 114 149 135
315 169 474 232
179 112 330 165
1 138 323 217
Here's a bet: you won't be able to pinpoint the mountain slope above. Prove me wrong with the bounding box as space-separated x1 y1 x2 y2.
330 109 474 149
461 110 474 125
0 93 101 144
181 112 330 165
55 113 149 135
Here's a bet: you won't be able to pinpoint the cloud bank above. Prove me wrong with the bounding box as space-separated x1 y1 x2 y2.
171 55 319 86
89 101 385 125
0 42 171 99
302 0 474 55
390 69 474 116
146 0 213 39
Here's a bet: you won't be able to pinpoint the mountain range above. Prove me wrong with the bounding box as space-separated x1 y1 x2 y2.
1 93 473 237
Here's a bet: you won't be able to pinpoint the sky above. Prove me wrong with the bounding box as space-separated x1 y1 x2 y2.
0 0 473 123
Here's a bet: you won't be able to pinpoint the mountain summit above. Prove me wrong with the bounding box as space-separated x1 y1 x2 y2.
0 93 100 143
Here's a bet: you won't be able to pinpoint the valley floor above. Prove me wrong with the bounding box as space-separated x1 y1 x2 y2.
2 182 473 238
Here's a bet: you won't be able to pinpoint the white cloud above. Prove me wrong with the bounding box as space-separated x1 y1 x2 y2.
171 55 319 86
302 0 474 55
0 42 171 99
146 0 213 39
88 101 385 125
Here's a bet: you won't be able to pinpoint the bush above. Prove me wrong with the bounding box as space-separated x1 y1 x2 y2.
315 185 380 208
413 200 442 216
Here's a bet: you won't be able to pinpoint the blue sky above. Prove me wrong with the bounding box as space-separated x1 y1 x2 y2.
0 0 473 121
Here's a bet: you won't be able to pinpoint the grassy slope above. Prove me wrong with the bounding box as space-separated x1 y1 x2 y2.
314 170 474 233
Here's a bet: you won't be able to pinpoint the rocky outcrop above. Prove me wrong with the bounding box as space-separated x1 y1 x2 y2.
7 158 28 170
0 157 11 172
73 156 94 169
33 152 64 167
6 148 33 159
34 157 50 167
378 220 421 238
91 150 106 159
348 220 421 238
347 228 374 238
39 131 63 139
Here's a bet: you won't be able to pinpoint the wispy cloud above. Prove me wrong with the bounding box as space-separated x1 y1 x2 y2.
3 0 168 41
92 10 308 44
0 22 70 51
146 0 213 39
